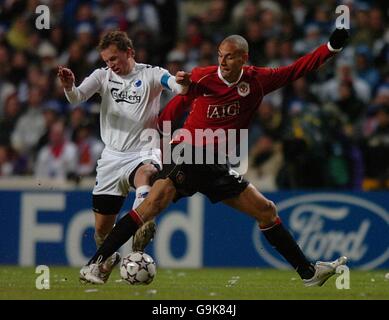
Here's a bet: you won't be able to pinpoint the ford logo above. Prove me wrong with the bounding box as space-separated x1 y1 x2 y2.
253 193 389 269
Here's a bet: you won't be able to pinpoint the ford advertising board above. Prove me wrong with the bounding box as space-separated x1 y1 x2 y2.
0 191 388 269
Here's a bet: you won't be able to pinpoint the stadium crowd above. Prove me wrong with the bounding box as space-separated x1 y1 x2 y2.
0 0 388 191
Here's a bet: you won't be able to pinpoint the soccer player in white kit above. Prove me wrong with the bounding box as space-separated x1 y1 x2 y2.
58 31 189 282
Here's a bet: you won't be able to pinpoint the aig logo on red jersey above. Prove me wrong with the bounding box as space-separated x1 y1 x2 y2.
207 101 240 119
237 81 250 97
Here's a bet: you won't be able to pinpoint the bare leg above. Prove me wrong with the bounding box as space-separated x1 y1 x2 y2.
223 183 315 279
222 183 277 227
94 213 117 247
135 178 177 221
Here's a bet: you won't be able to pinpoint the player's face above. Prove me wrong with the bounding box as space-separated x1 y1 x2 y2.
218 42 248 83
100 44 133 76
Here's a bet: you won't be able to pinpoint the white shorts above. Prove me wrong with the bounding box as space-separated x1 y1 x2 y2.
93 147 162 197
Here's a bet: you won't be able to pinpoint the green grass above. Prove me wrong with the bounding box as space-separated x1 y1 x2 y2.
0 267 388 300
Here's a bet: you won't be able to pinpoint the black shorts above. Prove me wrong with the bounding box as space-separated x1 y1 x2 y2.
155 143 249 203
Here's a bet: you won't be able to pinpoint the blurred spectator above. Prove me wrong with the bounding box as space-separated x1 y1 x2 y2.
154 0 179 54
294 23 326 55
333 79 366 129
362 104 389 189
245 135 283 191
277 77 328 189
231 0 260 32
100 0 128 32
201 0 231 43
35 120 78 181
73 122 104 177
352 3 371 47
10 86 46 158
259 7 281 39
35 100 62 153
0 144 13 176
355 45 380 92
161 50 186 108
49 25 69 56
319 59 371 104
37 41 58 73
67 104 89 141
243 19 265 66
59 41 92 81
0 44 16 116
76 23 99 66
6 16 30 50
126 0 160 35
0 93 22 146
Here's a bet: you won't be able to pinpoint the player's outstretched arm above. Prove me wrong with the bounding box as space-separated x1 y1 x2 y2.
58 67 103 104
260 27 350 95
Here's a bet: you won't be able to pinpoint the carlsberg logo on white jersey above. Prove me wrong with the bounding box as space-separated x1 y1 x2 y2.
253 193 389 269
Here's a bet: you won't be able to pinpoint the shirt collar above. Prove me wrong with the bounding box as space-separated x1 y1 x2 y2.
217 67 244 87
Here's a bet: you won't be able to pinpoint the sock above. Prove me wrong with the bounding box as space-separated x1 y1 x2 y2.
261 217 315 279
132 185 150 209
88 209 143 265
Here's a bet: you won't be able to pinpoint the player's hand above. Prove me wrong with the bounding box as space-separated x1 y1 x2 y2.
329 28 349 50
57 66 75 90
175 71 191 87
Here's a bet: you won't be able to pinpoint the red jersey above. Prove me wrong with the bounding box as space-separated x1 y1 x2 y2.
159 44 336 146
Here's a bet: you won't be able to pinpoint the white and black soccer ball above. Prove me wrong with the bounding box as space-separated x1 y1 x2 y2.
120 251 156 285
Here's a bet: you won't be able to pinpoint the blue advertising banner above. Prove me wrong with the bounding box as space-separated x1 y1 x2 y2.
0 190 388 269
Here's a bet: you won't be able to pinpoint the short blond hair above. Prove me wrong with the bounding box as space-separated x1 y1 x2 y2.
98 31 134 52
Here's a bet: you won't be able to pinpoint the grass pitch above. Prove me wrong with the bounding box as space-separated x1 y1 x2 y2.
0 266 388 300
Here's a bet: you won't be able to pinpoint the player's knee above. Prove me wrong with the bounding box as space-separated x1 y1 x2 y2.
258 200 278 224
134 164 159 186
140 164 158 178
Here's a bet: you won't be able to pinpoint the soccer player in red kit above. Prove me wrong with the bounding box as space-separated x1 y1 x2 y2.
81 29 349 286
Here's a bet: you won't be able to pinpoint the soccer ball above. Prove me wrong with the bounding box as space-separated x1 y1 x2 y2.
120 251 156 285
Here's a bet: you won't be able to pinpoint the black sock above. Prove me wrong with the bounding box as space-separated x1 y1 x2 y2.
88 210 141 265
261 219 315 279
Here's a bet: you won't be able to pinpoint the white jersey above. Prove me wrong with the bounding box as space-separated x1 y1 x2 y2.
65 63 181 152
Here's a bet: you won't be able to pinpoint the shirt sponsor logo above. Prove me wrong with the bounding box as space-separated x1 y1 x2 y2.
111 88 141 104
207 101 240 119
252 193 389 269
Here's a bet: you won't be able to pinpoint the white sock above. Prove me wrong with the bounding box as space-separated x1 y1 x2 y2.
132 185 151 209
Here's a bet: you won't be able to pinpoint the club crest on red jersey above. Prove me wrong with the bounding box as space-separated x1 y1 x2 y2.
237 81 250 97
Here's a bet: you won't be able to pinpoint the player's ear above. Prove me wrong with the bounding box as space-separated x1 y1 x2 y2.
128 48 135 58
242 52 249 64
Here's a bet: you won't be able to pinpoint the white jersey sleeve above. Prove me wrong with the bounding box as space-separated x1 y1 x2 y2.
64 69 104 104
151 67 186 95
